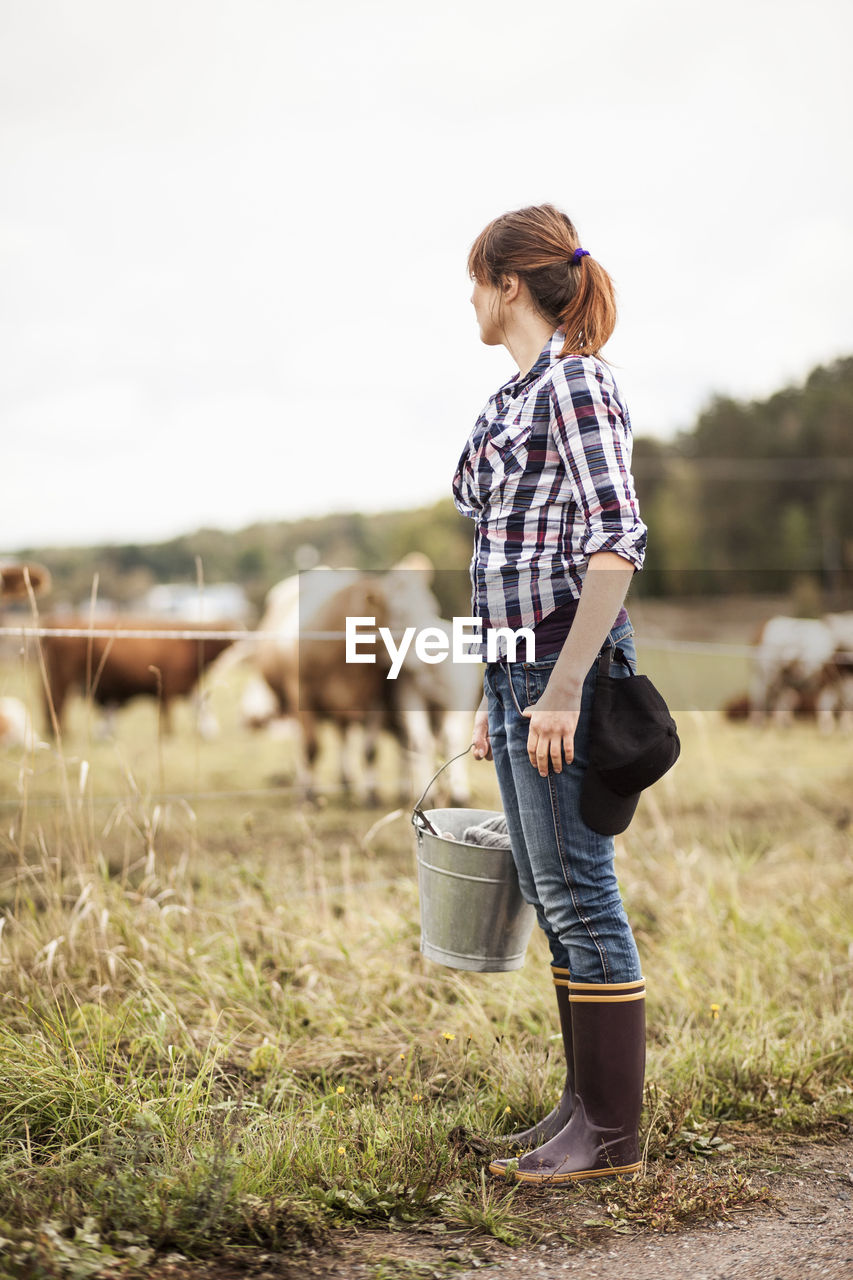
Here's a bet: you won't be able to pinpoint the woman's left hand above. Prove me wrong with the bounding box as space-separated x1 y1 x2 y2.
521 684 583 777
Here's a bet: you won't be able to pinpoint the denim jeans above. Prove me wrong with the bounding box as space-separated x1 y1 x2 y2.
484 616 642 984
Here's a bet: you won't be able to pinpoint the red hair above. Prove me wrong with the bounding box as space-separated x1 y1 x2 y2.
467 204 617 358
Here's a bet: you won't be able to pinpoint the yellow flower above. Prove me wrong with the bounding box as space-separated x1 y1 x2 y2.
387 1075 394 1082
336 1085 346 1095
443 1031 456 1042
399 1052 406 1060
504 1106 512 1114
337 1145 346 1155
412 1093 422 1102
710 1003 721 1020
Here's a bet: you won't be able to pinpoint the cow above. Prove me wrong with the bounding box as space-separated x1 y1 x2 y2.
39 619 235 736
249 570 402 801
746 613 853 732
749 616 834 728
230 562 482 805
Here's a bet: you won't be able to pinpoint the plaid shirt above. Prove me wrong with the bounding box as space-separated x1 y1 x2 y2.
452 329 646 658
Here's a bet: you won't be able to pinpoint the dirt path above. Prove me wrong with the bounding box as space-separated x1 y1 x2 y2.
447 1139 853 1280
145 1138 852 1280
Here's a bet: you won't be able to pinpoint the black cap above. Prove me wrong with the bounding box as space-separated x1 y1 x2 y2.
580 648 680 836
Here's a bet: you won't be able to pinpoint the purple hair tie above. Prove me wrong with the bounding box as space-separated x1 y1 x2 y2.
572 247 590 262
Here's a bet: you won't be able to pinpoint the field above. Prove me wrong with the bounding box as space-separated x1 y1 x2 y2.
0 625 851 1277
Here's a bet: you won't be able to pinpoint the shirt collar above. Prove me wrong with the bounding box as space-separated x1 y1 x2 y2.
503 328 564 398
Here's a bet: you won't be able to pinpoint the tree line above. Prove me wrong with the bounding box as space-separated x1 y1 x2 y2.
14 355 853 619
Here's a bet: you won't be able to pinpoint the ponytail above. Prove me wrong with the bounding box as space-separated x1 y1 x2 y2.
556 254 617 358
467 204 617 358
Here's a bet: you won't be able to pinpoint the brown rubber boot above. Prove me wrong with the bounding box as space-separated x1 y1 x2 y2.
489 978 646 1183
501 967 574 1150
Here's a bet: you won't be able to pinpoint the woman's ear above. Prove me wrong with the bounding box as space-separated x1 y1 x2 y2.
500 272 521 303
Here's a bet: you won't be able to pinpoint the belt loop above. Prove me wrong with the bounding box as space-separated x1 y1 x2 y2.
610 623 637 674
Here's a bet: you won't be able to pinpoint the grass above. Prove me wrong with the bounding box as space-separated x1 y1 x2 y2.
0 644 851 1274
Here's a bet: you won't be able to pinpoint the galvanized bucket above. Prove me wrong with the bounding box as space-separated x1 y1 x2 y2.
412 748 536 972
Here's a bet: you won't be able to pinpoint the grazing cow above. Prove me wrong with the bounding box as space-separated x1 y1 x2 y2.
242 570 398 800
749 616 835 728
39 619 235 735
746 613 853 732
233 562 482 804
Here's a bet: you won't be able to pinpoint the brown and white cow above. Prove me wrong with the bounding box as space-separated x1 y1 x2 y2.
747 613 853 732
240 570 401 801
39 619 235 736
235 563 482 804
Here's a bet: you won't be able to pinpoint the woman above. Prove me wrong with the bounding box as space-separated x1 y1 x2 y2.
452 204 647 1184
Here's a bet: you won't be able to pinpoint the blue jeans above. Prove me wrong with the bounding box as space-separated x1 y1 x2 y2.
484 616 642 984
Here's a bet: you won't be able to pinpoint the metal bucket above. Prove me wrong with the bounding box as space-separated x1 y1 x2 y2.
412 750 536 972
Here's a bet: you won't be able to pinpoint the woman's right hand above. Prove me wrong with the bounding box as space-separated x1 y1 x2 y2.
472 694 492 760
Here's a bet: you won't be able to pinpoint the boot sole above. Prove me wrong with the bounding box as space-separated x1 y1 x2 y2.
489 1159 641 1183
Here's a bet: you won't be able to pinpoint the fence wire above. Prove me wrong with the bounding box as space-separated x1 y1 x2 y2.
2 624 852 662
0 623 787 658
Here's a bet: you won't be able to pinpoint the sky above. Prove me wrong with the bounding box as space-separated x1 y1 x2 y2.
2 0 852 550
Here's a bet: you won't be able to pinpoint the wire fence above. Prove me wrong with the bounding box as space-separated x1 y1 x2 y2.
1 618 851 824
2 624 852 662
0 626 333 642
4 569 851 901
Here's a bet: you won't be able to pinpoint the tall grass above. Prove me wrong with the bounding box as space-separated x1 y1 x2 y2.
0 654 851 1271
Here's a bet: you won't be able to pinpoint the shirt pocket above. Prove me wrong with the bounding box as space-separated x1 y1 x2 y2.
481 416 531 480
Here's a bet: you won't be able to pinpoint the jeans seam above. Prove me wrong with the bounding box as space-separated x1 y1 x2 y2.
488 678 566 965
505 668 527 717
546 769 611 983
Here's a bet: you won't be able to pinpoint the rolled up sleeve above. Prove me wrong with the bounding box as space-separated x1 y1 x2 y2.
549 360 647 571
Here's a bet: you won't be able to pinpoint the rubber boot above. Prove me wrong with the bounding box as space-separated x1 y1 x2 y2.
501 967 574 1150
489 977 646 1183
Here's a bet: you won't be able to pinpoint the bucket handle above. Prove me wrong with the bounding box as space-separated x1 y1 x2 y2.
411 744 474 835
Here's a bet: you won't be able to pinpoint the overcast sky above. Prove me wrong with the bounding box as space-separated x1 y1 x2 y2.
2 0 852 550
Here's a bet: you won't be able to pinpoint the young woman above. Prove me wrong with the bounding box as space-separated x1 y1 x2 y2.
452 204 647 1183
